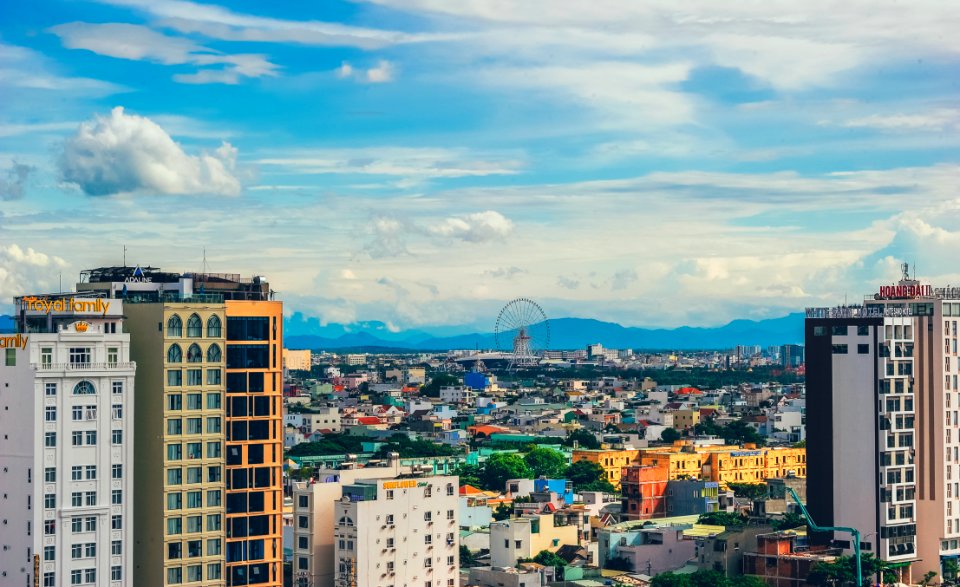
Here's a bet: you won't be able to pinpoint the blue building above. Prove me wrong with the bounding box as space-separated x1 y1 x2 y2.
534 478 575 505
666 479 720 516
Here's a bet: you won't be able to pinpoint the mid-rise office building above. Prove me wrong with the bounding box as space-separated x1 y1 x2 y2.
780 344 804 368
805 267 960 582
333 475 460 587
79 266 283 587
0 294 135 586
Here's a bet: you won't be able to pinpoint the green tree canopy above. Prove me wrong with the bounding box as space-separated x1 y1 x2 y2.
420 374 461 398
770 511 806 531
562 429 600 449
454 463 482 488
697 511 747 527
524 447 567 479
565 460 615 492
807 553 895 586
652 570 768 587
727 482 767 500
492 502 513 521
660 428 681 443
482 453 532 491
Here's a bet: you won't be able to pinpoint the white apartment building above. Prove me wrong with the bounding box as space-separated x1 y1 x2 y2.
0 295 135 587
333 475 459 587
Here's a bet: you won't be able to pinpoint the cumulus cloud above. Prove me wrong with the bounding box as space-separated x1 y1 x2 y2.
334 59 395 83
557 275 580 290
364 217 409 258
484 266 527 279
0 245 68 304
429 210 513 243
50 22 278 84
59 107 242 196
0 162 34 200
611 269 638 291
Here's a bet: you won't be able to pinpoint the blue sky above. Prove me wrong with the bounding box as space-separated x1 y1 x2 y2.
1 0 959 331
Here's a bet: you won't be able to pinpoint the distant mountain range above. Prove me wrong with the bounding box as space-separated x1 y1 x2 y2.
0 311 805 350
283 312 805 351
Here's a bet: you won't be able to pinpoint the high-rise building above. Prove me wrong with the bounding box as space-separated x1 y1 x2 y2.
805 267 959 582
78 266 283 587
334 475 460 587
779 344 804 368
0 294 136 587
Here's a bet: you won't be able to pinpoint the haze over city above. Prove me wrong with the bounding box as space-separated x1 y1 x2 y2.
2 0 958 330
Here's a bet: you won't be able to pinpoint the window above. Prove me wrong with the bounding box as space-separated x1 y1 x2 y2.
112 540 121 556
112 490 123 504
68 347 91 366
113 404 123 419
73 380 95 395
858 325 870 336
424 557 432 568
207 315 222 337
85 491 96 506
858 344 870 354
447 509 455 520
832 344 849 354
44 493 55 509
187 343 202 363
72 465 83 480
207 368 222 385
84 517 96 532
44 382 57 396
84 569 96 584
168 393 183 410
186 314 202 337
167 567 182 585
187 467 202 484
187 393 202 410
71 570 81 585
207 563 222 580
112 381 123 395
207 466 221 483
207 417 222 433
207 442 222 458
45 432 57 447
168 344 183 363
168 370 182 386
187 564 202 582
44 545 55 560
207 490 222 506
207 344 222 362
187 515 203 533
167 315 183 337
168 444 183 460
168 517 182 535
187 369 202 386
207 392 221 409
45 406 56 421
207 539 221 555
168 492 183 510
832 325 848 336
43 573 55 587
187 442 202 459
85 465 96 480
386 490 394 500
112 430 122 445
187 417 202 434
107 347 119 366
207 514 221 531
85 430 97 445
45 467 56 482
70 518 82 533
111 566 122 581
168 468 183 485
446 483 455 496
84 543 96 557
72 492 82 507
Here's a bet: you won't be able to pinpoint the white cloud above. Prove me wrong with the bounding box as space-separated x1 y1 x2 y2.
0 162 35 200
336 62 354 78
0 42 123 95
0 245 68 303
50 22 278 84
59 107 242 196
365 60 394 83
833 108 960 132
95 0 455 49
484 266 526 279
428 210 513 243
256 146 523 180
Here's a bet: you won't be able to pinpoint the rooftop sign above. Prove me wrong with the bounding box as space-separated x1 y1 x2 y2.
0 334 28 350
877 284 932 299
22 297 112 315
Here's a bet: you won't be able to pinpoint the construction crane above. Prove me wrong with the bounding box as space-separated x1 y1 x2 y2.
786 486 862 587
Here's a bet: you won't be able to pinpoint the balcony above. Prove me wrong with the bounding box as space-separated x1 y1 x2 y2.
36 362 136 371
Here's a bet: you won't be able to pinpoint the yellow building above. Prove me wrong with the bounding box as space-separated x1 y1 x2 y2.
282 348 311 371
637 441 808 489
572 448 640 489
672 409 701 431
81 267 283 587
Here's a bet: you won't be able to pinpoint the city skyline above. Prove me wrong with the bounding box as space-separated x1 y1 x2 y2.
2 0 959 330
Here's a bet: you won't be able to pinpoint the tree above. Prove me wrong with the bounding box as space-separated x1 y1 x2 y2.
651 570 766 587
523 550 567 577
524 447 567 479
420 374 461 398
492 502 513 521
459 545 477 568
722 419 764 446
920 571 938 586
454 464 482 488
651 572 691 587
565 460 615 493
697 511 746 527
771 511 806 531
807 553 895 586
727 483 767 500
482 453 531 491
729 577 768 587
563 429 600 449
660 428 681 443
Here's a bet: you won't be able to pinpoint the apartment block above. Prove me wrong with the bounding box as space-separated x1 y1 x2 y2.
0 294 135 587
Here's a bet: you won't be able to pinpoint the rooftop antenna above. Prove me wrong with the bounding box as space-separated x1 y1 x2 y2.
123 245 127 267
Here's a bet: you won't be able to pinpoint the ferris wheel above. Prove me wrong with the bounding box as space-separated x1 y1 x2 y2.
494 298 550 367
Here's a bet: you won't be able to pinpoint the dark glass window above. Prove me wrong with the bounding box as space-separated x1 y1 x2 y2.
248 516 269 537
226 493 247 514
227 317 269 341
248 372 264 392
249 421 269 441
248 491 265 512
231 469 249 490
227 345 269 369
247 444 264 465
226 372 247 393
229 396 248 417
230 421 248 442
253 396 271 416
832 344 848 354
858 344 870 354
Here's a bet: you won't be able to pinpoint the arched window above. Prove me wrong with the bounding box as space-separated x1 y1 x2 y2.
73 381 96 395
207 315 222 338
207 344 222 363
186 314 202 337
338 516 354 527
167 344 183 363
187 344 202 363
167 315 183 337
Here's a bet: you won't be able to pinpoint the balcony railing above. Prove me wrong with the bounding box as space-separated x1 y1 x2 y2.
35 362 136 371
